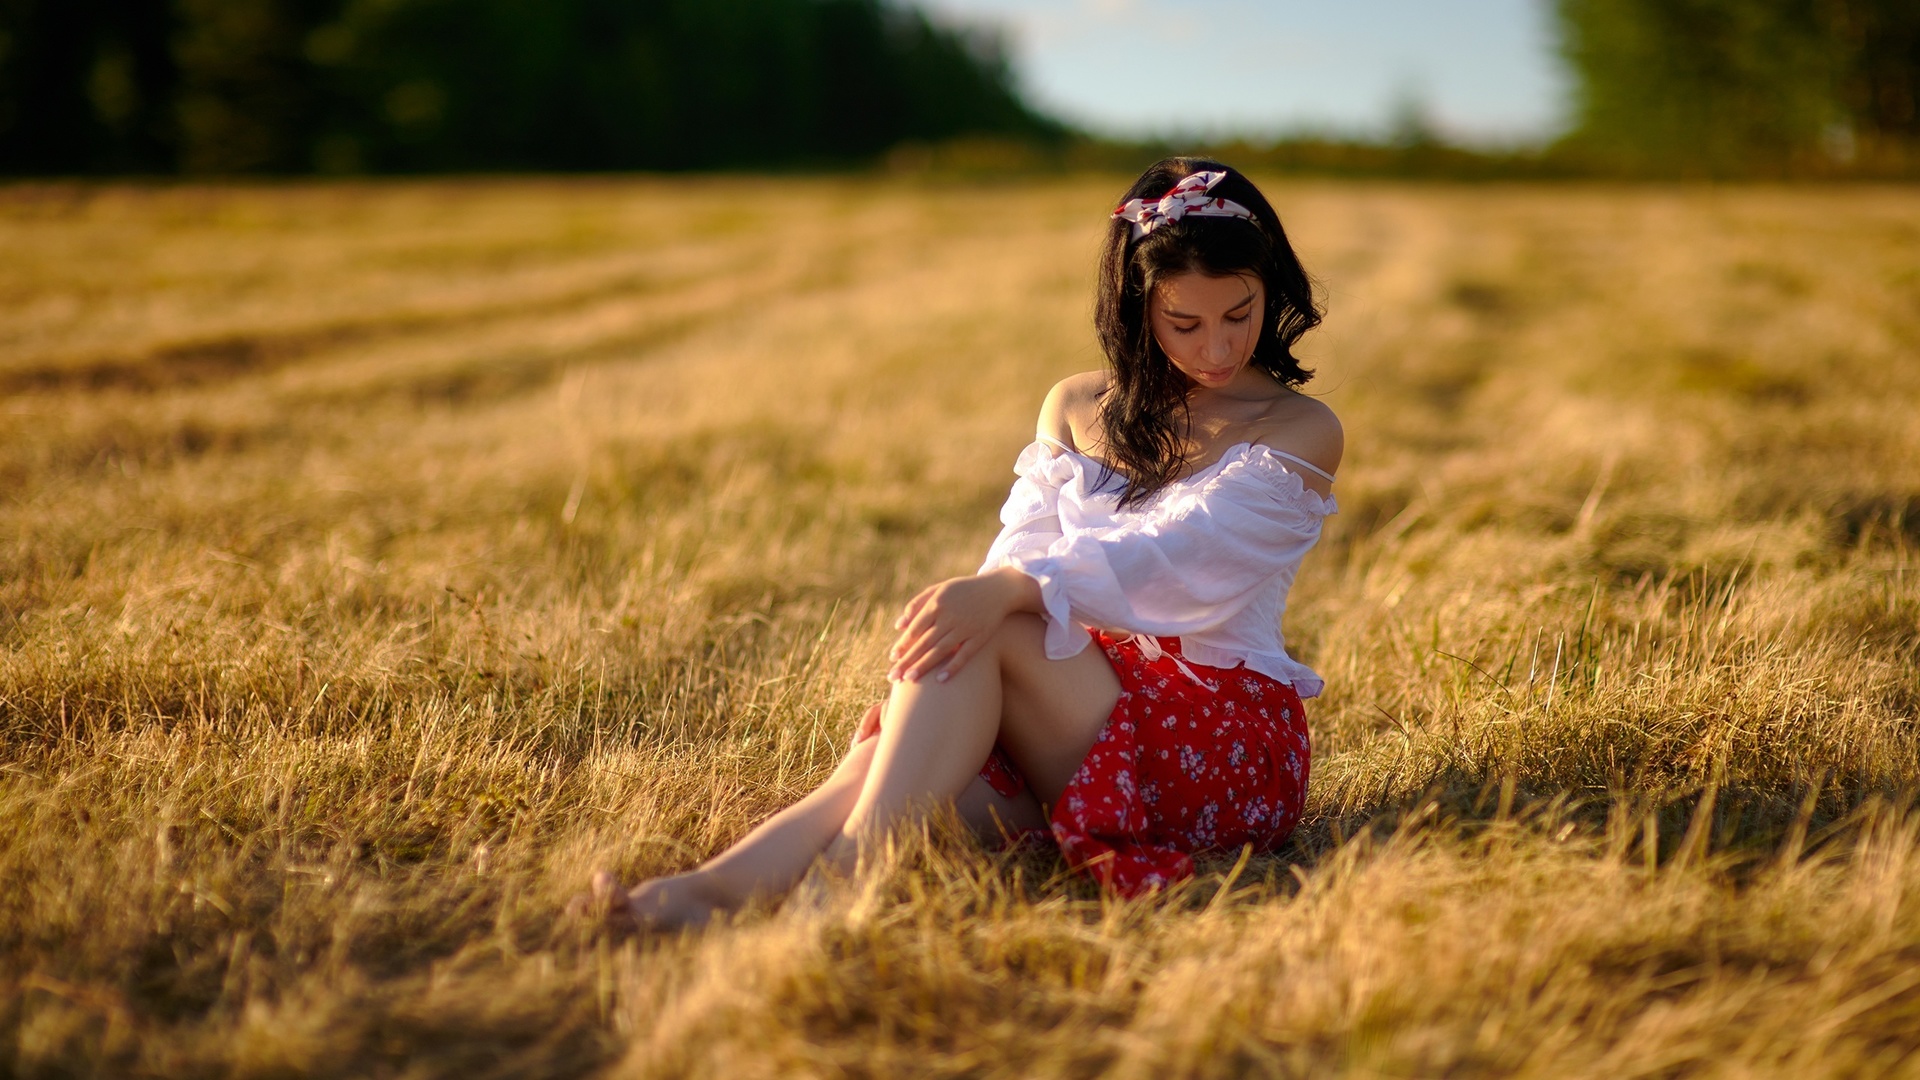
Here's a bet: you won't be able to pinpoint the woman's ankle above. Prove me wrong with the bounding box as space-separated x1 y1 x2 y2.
626 870 726 929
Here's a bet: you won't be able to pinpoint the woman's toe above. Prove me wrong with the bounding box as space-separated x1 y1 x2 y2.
590 870 624 921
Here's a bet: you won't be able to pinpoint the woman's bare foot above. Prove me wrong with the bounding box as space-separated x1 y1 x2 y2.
589 869 726 933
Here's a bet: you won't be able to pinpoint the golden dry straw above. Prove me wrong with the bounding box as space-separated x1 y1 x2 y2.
2 175 1917 1077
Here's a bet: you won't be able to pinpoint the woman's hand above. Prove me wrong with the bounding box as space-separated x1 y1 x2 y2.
850 702 883 749
888 568 1035 684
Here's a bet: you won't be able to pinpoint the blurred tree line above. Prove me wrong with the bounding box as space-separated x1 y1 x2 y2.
0 0 1060 174
1556 0 1920 175
7 0 1917 178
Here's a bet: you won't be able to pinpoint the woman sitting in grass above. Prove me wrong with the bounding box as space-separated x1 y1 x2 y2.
593 157 1342 926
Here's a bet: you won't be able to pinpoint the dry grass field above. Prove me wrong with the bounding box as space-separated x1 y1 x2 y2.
2 173 1918 1078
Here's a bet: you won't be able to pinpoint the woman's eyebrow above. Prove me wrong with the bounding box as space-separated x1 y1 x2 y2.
1163 291 1257 319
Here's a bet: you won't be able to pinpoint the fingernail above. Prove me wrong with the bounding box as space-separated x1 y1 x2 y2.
935 671 949 683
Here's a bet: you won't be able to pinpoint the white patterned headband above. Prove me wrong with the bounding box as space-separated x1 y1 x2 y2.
1111 170 1256 240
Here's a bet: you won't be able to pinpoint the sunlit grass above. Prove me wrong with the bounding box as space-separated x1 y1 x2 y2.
2 176 1918 1078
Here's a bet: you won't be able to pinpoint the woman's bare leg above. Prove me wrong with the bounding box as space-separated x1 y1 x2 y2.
602 737 880 929
955 777 1049 842
600 615 1115 926
825 614 1119 870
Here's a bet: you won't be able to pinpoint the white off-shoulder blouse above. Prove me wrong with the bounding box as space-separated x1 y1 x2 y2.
977 437 1337 698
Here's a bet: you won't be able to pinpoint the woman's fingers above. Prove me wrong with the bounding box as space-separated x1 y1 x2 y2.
851 702 883 748
892 628 956 682
903 638 963 683
884 575 1007 680
890 600 935 658
893 585 937 632
889 603 950 671
890 610 934 660
892 619 968 681
932 640 980 683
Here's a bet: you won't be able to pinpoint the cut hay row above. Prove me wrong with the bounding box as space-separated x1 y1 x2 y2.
2 177 1917 1077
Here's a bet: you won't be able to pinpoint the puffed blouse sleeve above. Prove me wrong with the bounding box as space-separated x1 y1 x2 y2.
980 444 1334 661
976 440 1075 571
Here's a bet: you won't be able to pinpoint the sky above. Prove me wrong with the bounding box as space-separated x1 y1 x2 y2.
917 0 1571 145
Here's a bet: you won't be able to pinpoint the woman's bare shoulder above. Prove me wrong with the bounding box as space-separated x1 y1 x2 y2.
1253 391 1343 480
1037 371 1109 451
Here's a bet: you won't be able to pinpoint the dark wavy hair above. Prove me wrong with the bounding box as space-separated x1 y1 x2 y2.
1093 157 1320 506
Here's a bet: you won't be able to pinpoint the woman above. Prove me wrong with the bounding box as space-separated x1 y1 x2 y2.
595 157 1341 927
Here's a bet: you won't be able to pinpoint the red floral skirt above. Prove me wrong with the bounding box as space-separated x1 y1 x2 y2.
977 629 1310 896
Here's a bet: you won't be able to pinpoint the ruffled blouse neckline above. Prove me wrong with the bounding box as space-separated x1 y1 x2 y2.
1025 439 1336 517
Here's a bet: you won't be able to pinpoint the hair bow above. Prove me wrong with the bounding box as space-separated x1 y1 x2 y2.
1111 170 1255 240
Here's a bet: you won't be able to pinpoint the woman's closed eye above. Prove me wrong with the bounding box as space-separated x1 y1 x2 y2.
1171 312 1249 334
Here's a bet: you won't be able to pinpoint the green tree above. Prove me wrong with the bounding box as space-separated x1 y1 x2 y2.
0 0 183 172
307 0 1054 172
1556 0 1919 174
0 0 1059 175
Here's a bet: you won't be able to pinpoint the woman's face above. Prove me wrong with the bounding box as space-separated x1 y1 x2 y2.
1147 270 1265 390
